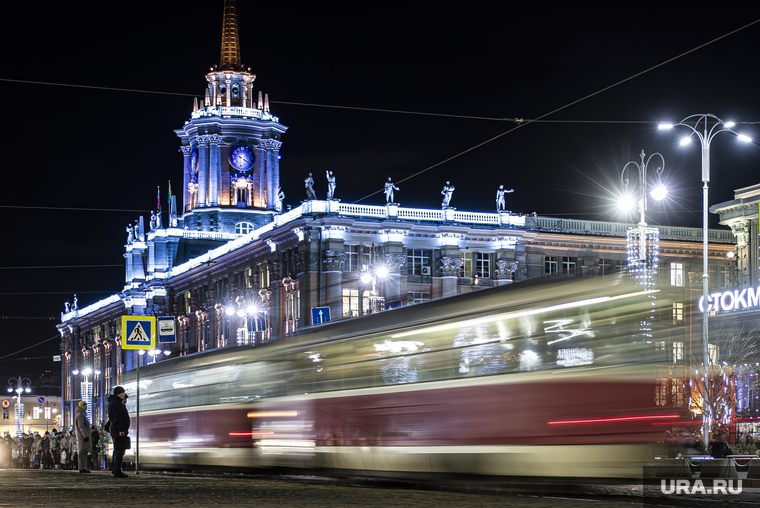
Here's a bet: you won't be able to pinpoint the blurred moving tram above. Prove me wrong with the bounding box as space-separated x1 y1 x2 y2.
124 276 673 478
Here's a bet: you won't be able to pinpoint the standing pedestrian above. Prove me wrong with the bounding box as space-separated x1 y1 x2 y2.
89 425 100 470
74 401 92 473
41 432 50 469
32 433 42 468
108 386 130 478
49 429 59 469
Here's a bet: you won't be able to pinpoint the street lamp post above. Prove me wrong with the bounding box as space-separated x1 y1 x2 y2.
659 114 753 449
72 368 94 425
619 150 668 270
620 150 668 230
221 286 271 345
619 151 667 348
43 402 58 433
6 377 31 438
282 277 298 335
360 265 389 315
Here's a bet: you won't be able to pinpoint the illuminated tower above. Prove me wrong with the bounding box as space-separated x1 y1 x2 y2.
175 0 287 233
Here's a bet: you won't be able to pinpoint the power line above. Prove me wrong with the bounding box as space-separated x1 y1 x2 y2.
352 17 760 204
1 316 59 321
0 205 150 213
0 291 114 296
0 334 60 361
0 265 122 270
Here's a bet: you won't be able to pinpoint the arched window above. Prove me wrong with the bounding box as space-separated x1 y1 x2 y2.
235 222 254 235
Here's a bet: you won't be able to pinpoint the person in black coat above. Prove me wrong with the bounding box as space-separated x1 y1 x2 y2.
107 386 130 478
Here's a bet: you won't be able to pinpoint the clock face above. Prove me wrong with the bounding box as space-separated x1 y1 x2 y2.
229 145 254 172
190 148 198 173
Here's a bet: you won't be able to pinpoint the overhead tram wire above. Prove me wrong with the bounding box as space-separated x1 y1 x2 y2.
0 265 123 270
0 334 61 361
0 78 649 124
351 17 760 204
0 205 151 213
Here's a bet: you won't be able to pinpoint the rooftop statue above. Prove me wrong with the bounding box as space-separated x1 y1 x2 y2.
441 181 455 208
305 173 316 200
275 187 285 213
496 185 514 212
384 178 399 204
326 171 336 200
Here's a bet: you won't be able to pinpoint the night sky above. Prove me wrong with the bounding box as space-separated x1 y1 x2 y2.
2 2 760 383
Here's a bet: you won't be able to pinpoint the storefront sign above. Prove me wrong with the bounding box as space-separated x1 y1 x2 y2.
698 287 760 313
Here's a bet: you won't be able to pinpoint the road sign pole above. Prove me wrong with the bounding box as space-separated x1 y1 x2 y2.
136 359 139 475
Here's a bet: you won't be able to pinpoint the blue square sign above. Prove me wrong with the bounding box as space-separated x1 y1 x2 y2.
121 316 155 350
311 307 331 325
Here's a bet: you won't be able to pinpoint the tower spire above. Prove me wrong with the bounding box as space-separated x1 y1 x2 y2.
220 0 242 71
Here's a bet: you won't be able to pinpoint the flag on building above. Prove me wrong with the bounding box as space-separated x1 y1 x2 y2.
168 181 172 209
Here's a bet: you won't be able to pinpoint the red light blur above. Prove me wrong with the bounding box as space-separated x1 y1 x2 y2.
548 414 679 425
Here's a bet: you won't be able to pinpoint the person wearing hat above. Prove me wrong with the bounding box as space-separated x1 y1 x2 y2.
107 386 130 478
74 401 92 473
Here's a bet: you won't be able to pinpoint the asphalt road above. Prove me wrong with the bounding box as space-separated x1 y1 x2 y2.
0 469 643 508
2 469 759 507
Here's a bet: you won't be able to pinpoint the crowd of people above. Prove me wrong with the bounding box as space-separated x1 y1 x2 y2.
0 424 110 470
0 385 132 477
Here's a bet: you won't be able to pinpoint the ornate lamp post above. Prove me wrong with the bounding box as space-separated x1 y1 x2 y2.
72 368 95 424
659 114 753 448
221 286 271 345
7 377 31 438
619 150 668 285
43 401 58 433
282 277 298 335
619 151 667 349
359 265 389 315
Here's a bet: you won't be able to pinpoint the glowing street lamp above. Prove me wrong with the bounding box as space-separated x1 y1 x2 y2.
359 265 390 315
659 113 753 449
619 150 668 227
7 377 31 438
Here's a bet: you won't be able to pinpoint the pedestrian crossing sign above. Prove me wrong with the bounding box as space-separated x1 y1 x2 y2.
121 316 156 350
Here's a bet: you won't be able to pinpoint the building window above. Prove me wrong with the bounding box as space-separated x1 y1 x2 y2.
672 303 684 325
408 250 430 275
344 245 359 272
671 378 684 406
407 292 430 305
2 408 8 420
562 257 577 275
656 378 668 406
672 342 684 363
655 341 666 358
259 262 269 289
343 289 359 318
599 259 624 275
545 256 559 274
670 263 684 287
710 265 730 290
44 406 51 420
459 252 473 277
235 222 254 235
475 253 491 278
33 407 41 420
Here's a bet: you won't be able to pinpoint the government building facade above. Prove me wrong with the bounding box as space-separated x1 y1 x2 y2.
56 1 741 428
